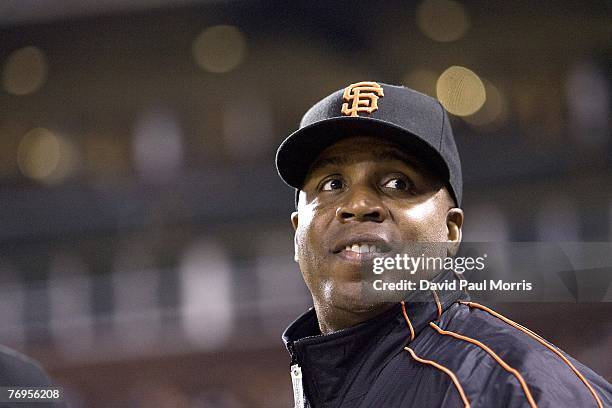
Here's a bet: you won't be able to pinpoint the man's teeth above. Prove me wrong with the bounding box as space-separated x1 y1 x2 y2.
344 244 381 254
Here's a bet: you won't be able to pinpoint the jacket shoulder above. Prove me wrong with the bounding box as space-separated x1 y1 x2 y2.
433 302 612 407
0 344 53 387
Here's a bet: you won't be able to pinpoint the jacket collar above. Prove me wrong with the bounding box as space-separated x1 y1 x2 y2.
282 270 468 407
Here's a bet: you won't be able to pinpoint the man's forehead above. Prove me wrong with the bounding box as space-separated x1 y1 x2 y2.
308 136 426 174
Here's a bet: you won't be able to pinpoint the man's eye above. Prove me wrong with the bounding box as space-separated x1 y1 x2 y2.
383 178 410 190
321 179 344 191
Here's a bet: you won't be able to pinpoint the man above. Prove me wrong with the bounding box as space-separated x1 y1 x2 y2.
275 81 612 407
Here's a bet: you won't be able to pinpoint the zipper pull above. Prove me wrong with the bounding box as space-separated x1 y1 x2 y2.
290 364 304 408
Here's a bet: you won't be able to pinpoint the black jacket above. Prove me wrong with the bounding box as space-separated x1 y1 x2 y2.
283 275 612 407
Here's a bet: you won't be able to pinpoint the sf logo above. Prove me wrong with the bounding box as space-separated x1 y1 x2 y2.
341 81 384 117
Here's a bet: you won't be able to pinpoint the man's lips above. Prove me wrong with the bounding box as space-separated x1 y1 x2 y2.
332 234 392 258
335 250 388 263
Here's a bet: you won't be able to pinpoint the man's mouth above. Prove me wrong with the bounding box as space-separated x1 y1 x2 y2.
342 243 383 254
332 235 392 262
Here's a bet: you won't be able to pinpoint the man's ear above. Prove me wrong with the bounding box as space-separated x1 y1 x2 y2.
291 211 299 262
446 208 464 256
291 211 299 231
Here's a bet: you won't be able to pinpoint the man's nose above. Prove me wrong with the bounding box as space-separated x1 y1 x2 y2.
335 187 387 223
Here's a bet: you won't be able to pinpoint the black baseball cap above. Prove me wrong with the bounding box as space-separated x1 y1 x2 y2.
275 81 462 207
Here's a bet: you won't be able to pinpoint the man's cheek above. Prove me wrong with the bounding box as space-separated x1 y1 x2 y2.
297 204 317 227
400 199 438 220
399 205 443 237
297 229 320 265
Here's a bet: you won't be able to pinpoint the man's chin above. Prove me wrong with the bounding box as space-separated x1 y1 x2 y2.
323 280 401 315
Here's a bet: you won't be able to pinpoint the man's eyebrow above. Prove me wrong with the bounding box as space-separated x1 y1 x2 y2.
308 156 352 174
308 149 422 175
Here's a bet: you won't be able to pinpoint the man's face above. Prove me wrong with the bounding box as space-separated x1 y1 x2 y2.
291 136 463 315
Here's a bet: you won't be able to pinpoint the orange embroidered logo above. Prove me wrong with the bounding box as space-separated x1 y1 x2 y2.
341 81 384 117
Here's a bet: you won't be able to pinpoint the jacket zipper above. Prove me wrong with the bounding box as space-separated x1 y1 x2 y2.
291 363 304 408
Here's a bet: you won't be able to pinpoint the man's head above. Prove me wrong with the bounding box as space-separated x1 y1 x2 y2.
276 82 464 328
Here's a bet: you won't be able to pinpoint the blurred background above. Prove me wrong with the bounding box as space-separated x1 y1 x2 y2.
0 0 611 406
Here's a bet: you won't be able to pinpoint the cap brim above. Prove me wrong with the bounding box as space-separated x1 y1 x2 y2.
275 116 450 190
